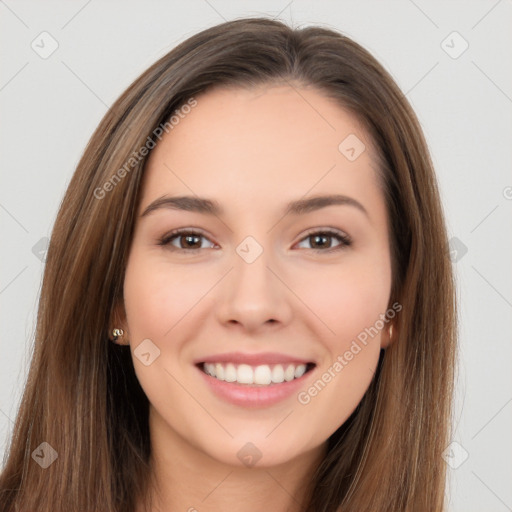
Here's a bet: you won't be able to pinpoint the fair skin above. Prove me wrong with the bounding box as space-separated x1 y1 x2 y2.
114 83 393 512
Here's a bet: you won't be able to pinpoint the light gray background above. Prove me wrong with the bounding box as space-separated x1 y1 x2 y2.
1 1 511 511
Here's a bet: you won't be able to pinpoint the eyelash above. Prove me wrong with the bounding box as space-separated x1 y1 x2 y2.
157 228 352 253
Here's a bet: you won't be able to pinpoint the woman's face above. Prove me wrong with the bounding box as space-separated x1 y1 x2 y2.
120 84 393 468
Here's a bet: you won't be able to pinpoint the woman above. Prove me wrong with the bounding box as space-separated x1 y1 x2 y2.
0 17 457 512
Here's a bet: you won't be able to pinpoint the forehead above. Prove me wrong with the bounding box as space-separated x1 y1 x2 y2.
140 84 383 217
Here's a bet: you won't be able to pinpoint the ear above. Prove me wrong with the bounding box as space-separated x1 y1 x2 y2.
380 322 395 350
109 301 130 345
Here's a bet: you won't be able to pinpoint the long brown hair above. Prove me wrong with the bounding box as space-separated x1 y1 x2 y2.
0 17 457 512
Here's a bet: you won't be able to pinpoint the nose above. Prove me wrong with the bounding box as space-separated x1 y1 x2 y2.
215 244 293 333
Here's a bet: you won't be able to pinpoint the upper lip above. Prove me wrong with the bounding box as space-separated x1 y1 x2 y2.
194 352 316 366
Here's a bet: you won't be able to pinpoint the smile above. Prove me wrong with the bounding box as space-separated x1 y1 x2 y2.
199 362 316 386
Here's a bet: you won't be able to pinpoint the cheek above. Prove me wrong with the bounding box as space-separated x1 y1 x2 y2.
300 256 391 345
123 250 213 340
294 256 390 431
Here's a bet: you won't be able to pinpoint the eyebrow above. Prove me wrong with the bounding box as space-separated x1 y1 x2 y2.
140 194 369 218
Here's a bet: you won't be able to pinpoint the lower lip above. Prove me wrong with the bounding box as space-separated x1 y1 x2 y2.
196 365 315 408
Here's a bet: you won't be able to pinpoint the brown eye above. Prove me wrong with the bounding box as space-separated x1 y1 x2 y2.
296 230 352 252
158 230 215 251
176 233 203 249
158 228 351 253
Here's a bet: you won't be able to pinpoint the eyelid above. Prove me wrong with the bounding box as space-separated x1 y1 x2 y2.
298 226 351 241
158 227 352 252
157 227 216 250
293 227 352 251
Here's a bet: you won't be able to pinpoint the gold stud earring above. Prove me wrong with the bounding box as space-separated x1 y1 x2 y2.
111 328 124 341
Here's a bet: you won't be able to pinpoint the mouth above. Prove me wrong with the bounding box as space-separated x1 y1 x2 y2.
196 361 317 387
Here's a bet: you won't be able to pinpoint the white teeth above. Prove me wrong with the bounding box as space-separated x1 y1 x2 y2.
284 364 296 381
215 363 225 381
201 362 311 386
254 365 272 385
237 364 253 384
294 364 306 378
224 363 237 382
271 364 285 383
